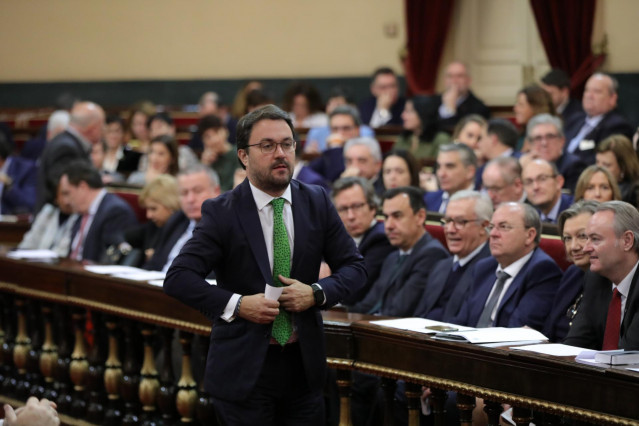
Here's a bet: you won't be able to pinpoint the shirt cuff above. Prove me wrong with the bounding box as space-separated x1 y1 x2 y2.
438 103 454 119
221 293 242 322
370 108 391 128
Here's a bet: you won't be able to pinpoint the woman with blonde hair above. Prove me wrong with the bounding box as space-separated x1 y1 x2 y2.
596 134 639 206
573 165 621 202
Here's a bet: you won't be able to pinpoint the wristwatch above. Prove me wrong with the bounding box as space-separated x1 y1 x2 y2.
310 283 326 306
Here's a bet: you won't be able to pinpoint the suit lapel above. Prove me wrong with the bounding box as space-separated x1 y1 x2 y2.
497 250 536 315
236 180 273 284
622 264 639 335
423 258 453 314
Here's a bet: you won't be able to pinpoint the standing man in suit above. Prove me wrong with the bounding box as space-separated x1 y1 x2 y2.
144 165 221 272
350 186 449 317
437 62 491 134
0 133 37 215
331 177 394 305
452 202 560 329
540 69 583 124
358 67 406 128
164 105 366 425
527 113 586 193
61 161 138 263
414 190 492 320
522 159 573 223
37 101 105 211
564 201 639 350
426 143 478 213
564 73 634 165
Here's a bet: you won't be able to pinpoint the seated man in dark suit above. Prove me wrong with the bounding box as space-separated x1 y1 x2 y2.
61 161 138 263
452 202 561 330
540 68 583 124
144 164 221 272
0 133 37 214
522 159 573 223
358 67 406 128
426 143 478 213
564 201 639 350
414 190 492 320
37 101 105 211
350 186 449 317
331 177 393 305
475 118 519 188
564 73 634 165
437 61 491 134
527 113 586 193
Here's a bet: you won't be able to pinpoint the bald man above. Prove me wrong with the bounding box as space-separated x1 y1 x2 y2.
37 101 105 210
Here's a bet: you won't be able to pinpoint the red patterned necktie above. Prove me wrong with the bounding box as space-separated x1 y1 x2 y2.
602 288 622 350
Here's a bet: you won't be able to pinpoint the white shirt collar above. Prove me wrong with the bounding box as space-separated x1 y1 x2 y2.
249 181 293 211
542 194 562 221
454 241 488 267
585 114 604 127
498 249 534 277
614 260 639 295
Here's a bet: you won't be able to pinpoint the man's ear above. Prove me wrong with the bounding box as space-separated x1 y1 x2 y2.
622 230 636 252
238 149 249 168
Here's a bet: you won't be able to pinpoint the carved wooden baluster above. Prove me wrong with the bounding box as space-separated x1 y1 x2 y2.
511 406 533 426
121 320 143 424
12 298 31 400
380 377 396 426
456 393 475 426
139 324 160 424
430 387 448 426
25 299 45 399
0 293 17 395
157 328 177 423
176 331 198 423
404 382 422 426
52 305 74 413
69 309 89 418
103 317 124 426
86 311 107 424
336 369 352 426
39 304 58 388
194 334 216 425
483 400 503 426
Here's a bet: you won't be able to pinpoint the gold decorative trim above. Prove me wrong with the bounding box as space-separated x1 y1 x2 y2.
353 362 639 425
0 282 211 335
327 357 354 370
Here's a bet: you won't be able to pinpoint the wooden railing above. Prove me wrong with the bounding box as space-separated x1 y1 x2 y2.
0 254 638 425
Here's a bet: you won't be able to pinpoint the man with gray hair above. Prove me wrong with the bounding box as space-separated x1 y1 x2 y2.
527 113 586 192
482 157 525 206
37 101 106 210
426 143 478 213
341 137 384 193
564 72 633 165
414 190 492 320
451 202 560 329
565 201 639 350
144 164 221 272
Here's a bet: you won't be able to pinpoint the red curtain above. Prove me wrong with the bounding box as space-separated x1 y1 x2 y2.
403 0 455 96
529 0 605 97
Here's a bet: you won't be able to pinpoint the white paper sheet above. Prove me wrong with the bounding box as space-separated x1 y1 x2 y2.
370 317 475 334
7 249 58 260
510 343 588 356
265 283 283 300
84 265 145 275
147 278 216 287
111 270 166 281
432 327 548 344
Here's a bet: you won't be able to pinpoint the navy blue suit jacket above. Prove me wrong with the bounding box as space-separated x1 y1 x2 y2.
564 268 639 350
560 98 584 124
424 190 444 213
350 232 449 317
296 165 330 191
1 156 38 215
563 110 634 165
414 242 491 321
536 193 573 223
358 96 406 127
451 248 561 330
164 179 366 401
72 192 138 262
307 147 344 183
543 264 585 342
556 153 587 194
343 221 394 305
144 210 191 271
437 90 491 134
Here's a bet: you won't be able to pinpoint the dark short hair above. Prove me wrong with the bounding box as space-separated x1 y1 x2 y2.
382 186 426 214
487 118 519 149
106 115 125 129
281 81 324 115
541 69 571 89
147 112 173 129
63 160 104 189
332 177 379 210
235 104 296 168
383 149 420 188
198 114 226 135
150 134 180 176
371 67 396 81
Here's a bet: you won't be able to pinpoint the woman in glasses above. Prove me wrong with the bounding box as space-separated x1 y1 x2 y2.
542 200 598 342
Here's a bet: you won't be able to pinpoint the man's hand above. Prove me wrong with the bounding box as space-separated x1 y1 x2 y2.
238 294 280 324
376 91 393 111
340 166 361 178
4 397 59 426
279 276 315 312
441 85 460 114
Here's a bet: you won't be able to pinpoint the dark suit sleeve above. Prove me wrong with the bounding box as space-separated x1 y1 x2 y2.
348 254 394 314
4 159 37 213
563 274 607 349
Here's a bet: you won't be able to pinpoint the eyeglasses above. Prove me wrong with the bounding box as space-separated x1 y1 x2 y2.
246 140 296 154
483 184 506 193
440 217 482 230
562 233 589 245
523 174 556 187
336 202 368 215
529 133 561 144
486 223 524 232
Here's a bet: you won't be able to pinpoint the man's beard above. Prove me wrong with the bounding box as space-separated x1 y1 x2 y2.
249 160 293 194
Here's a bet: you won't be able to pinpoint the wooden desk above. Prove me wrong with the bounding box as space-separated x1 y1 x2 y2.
0 220 30 245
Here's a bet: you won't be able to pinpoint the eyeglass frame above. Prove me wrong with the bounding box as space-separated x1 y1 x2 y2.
522 174 557 187
246 139 297 154
440 217 484 230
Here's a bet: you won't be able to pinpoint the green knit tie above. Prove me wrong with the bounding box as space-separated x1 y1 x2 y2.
270 198 293 346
